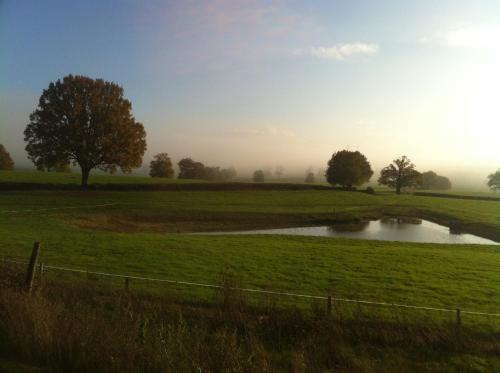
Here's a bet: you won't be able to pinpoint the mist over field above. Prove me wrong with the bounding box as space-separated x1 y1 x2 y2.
2 1 499 190
1 109 496 190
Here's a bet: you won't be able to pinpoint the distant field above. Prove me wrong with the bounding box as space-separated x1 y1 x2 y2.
1 170 329 185
1 180 499 317
2 170 495 195
0 169 202 185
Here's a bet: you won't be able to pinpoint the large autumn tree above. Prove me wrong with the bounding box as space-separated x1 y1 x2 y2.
0 144 14 170
24 75 147 187
326 150 373 189
378 156 421 194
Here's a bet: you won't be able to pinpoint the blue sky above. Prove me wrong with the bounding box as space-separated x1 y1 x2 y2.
1 0 499 184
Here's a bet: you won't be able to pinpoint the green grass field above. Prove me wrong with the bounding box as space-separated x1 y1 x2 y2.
1 170 500 318
1 170 500 371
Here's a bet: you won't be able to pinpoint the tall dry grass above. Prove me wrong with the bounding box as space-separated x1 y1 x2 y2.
0 264 498 372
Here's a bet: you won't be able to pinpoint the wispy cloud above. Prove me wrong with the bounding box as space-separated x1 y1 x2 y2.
229 126 297 138
136 0 321 72
420 26 500 48
293 43 379 60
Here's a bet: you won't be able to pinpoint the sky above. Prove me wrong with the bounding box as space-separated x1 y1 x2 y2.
1 0 499 186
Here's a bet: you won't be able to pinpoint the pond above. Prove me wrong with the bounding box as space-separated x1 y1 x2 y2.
197 217 499 245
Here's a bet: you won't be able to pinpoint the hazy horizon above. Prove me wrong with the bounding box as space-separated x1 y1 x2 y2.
1 0 499 189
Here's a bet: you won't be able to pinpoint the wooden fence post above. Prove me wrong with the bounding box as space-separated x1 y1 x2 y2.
327 295 332 316
125 277 130 291
456 309 461 328
26 242 41 292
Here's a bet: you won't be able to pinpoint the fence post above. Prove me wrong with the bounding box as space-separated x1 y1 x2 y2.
327 295 332 316
26 242 41 292
125 277 130 291
456 309 461 328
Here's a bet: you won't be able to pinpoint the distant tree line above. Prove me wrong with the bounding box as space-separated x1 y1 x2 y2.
324 151 454 194
149 154 237 181
177 158 237 181
37 161 72 173
419 171 452 190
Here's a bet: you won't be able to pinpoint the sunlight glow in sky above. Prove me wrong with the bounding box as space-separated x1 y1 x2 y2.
1 0 499 186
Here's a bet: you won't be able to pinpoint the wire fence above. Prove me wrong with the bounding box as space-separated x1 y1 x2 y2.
3 256 500 321
0 203 118 214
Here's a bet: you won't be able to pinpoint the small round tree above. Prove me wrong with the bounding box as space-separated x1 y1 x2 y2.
150 153 174 178
487 169 500 192
378 156 421 194
253 170 265 182
0 144 14 170
305 172 315 183
326 150 373 189
24 75 147 187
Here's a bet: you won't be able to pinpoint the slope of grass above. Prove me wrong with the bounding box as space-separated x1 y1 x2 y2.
1 189 499 315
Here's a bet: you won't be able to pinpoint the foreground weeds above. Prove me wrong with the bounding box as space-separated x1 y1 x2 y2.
0 266 498 372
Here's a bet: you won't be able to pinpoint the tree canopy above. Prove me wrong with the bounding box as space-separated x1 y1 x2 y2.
150 153 174 178
419 171 452 190
378 156 421 194
24 75 146 187
326 150 373 189
253 170 265 182
488 169 500 191
0 144 14 170
178 158 205 179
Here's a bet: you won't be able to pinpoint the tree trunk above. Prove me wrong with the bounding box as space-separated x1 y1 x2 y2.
396 183 401 194
81 168 91 188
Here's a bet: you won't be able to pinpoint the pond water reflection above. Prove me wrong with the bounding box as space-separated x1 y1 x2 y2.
199 217 499 245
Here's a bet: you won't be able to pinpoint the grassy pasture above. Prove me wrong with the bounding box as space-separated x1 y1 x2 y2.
1 171 500 370
1 185 499 315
